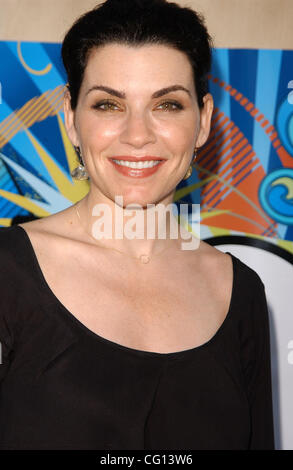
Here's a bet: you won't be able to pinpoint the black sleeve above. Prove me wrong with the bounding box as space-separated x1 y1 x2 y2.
0 310 13 383
242 277 275 449
0 228 16 384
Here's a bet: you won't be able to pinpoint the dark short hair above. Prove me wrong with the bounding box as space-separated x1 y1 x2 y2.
61 0 213 110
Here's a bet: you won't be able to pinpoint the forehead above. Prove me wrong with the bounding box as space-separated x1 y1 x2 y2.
82 43 194 92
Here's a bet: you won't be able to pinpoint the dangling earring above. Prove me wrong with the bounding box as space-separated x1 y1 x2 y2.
183 149 197 180
71 146 89 180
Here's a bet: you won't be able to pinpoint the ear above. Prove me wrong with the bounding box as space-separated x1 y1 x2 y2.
63 86 79 147
195 93 214 149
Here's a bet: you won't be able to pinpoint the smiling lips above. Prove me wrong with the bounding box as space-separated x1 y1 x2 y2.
109 156 166 178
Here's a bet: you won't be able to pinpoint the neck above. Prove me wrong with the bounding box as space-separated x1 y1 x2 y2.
74 191 198 259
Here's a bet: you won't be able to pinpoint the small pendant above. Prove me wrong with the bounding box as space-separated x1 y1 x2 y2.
139 254 150 264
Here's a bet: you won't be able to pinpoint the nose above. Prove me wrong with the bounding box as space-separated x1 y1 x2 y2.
119 110 156 149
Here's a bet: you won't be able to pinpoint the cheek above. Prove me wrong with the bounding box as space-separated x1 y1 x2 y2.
155 119 197 153
79 114 122 148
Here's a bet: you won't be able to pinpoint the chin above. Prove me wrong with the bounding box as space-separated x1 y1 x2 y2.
120 199 151 211
111 192 154 210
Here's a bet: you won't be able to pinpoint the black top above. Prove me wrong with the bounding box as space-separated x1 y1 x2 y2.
0 224 275 450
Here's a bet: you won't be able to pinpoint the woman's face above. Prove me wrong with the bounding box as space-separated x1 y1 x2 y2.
64 43 213 208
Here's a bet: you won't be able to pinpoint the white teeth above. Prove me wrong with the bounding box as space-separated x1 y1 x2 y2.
113 160 161 169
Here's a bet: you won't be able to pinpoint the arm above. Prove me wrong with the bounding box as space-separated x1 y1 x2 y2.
243 278 275 449
0 314 13 383
0 228 16 383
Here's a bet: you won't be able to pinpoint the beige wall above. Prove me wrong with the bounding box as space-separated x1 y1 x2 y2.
0 0 292 48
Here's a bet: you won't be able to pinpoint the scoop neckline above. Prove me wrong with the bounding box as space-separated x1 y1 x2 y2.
14 223 237 361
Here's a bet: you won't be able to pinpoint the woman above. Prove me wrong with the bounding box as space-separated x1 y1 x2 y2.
0 0 275 450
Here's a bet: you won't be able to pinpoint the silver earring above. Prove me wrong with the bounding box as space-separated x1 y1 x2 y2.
71 146 89 180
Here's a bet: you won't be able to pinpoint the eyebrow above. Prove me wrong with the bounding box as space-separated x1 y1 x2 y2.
85 84 191 99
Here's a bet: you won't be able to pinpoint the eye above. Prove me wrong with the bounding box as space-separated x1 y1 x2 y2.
91 100 122 111
155 100 184 112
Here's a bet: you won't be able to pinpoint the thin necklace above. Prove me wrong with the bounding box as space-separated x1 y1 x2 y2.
74 204 174 264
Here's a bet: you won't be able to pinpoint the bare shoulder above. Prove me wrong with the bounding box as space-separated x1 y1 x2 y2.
17 207 78 240
198 239 233 275
197 239 232 271
194 240 234 304
16 208 83 261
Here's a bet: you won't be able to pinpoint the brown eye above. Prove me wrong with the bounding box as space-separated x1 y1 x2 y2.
92 100 121 111
156 101 184 111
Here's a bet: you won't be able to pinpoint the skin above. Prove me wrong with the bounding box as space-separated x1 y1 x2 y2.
63 43 214 258
17 43 233 352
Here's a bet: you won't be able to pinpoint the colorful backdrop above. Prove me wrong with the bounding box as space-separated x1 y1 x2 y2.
0 40 292 449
